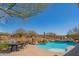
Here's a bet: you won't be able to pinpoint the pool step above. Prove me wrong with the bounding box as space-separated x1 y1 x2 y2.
48 48 65 53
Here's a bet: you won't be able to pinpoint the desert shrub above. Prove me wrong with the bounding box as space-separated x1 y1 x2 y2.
37 39 47 44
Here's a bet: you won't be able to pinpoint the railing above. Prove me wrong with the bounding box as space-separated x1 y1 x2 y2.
0 40 28 53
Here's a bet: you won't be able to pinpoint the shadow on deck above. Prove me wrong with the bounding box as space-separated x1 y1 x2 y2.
64 44 79 56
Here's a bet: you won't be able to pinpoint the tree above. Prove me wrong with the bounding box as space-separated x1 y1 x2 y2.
12 28 27 37
13 28 26 34
77 3 79 7
11 28 28 44
67 26 79 40
27 30 38 37
0 3 47 22
68 26 79 34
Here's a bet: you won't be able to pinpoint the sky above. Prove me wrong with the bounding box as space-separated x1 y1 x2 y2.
0 3 79 35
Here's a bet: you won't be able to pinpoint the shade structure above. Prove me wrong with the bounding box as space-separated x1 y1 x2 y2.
0 3 47 21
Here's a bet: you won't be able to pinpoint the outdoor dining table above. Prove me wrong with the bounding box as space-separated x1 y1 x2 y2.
7 40 19 52
8 43 19 52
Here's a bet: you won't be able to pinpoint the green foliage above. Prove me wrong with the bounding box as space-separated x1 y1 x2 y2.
67 34 79 40
0 3 47 19
0 41 9 50
7 3 16 10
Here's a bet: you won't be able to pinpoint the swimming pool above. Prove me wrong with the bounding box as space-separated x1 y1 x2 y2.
36 41 76 52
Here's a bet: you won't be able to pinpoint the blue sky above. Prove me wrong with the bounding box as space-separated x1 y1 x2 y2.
0 3 79 35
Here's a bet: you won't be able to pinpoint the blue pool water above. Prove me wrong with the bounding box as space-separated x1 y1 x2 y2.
36 41 76 49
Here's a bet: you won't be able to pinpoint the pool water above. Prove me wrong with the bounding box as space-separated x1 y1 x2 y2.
36 41 76 50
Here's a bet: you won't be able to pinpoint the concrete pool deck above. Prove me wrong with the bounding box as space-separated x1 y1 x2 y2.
9 45 64 56
64 44 79 56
